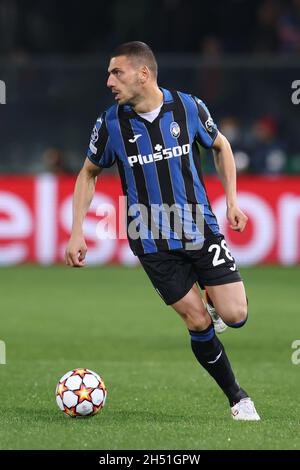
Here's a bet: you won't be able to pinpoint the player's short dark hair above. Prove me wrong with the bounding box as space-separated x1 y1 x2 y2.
110 41 158 79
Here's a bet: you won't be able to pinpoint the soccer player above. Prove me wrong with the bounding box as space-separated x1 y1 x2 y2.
65 41 260 420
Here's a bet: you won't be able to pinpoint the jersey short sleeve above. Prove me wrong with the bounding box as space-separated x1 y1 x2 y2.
87 113 116 168
192 96 218 148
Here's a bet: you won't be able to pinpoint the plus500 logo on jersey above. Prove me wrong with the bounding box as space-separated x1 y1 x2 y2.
128 144 190 167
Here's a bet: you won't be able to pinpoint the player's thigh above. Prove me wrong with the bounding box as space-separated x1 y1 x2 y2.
138 250 198 305
205 281 248 324
171 283 211 330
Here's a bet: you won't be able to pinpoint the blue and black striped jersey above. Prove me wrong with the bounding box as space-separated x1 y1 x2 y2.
87 88 221 255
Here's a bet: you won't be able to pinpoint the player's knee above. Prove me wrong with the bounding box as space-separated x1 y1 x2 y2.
189 317 209 331
179 309 208 331
225 303 248 328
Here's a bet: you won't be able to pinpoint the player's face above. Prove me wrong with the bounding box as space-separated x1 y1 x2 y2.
107 55 142 105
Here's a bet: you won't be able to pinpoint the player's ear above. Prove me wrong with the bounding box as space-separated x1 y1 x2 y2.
139 66 149 84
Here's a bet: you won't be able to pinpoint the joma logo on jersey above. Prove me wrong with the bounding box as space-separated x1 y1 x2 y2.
128 143 190 167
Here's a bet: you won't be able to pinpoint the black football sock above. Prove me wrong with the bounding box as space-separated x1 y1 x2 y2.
189 323 248 406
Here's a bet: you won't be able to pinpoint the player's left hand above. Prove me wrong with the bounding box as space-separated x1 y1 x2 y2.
227 206 248 232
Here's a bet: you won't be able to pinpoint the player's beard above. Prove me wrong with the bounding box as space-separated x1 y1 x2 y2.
121 79 141 107
115 90 133 106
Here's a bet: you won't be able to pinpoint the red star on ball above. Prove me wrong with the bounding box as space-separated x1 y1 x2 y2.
56 381 68 398
72 368 88 378
65 406 78 417
74 384 93 403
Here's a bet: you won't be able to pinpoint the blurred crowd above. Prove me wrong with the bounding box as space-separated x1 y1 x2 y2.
203 114 300 175
0 0 300 57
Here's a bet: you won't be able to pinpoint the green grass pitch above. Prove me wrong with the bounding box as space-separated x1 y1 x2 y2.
0 265 299 450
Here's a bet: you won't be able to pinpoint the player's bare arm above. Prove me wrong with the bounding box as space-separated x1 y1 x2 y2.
212 132 248 232
65 158 102 267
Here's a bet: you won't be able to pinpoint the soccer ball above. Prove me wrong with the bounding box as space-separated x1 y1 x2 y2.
55 368 107 417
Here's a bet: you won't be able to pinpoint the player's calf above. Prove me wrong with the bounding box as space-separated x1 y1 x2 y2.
204 291 248 330
206 291 248 328
205 282 248 328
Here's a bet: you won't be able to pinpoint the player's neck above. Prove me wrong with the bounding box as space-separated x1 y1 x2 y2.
132 86 163 114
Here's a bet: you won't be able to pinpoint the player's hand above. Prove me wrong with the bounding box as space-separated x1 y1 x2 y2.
65 234 87 267
226 205 248 232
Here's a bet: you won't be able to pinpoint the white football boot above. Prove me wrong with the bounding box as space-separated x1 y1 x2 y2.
204 290 228 334
231 398 261 421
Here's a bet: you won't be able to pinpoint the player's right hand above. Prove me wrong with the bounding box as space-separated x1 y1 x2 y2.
227 205 248 232
65 235 87 267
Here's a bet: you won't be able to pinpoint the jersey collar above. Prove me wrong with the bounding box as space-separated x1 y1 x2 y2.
121 87 175 118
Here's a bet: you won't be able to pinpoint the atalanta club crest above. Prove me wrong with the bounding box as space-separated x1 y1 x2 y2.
170 121 180 138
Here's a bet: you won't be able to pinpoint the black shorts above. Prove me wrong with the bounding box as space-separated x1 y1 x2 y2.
138 234 242 305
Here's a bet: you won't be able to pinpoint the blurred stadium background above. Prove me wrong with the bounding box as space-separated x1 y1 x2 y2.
0 0 300 451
